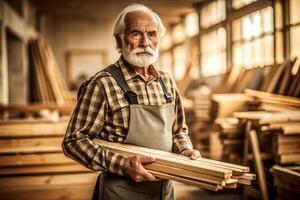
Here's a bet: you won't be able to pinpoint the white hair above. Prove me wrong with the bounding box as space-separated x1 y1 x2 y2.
113 4 166 38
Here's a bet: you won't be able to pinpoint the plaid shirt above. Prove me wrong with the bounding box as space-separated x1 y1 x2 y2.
62 57 193 176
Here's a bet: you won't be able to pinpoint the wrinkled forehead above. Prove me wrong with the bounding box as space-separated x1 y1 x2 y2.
124 11 159 32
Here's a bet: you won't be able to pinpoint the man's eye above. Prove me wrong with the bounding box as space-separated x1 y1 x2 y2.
148 32 157 38
132 32 141 39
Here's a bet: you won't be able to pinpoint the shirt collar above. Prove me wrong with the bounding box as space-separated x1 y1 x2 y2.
117 56 160 81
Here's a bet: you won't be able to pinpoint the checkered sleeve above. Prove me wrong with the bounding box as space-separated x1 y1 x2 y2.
62 79 127 176
171 77 194 153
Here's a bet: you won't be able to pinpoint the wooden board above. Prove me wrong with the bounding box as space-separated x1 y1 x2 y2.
0 153 73 167
0 121 68 137
92 138 254 190
0 163 92 175
0 137 62 154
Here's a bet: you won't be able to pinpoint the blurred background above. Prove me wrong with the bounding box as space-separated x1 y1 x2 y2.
0 0 299 199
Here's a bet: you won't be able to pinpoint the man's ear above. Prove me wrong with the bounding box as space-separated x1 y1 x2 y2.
115 35 122 49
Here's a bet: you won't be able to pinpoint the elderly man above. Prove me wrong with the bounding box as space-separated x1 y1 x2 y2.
62 4 200 200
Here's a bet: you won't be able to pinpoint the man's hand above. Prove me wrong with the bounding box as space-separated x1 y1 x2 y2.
180 149 201 160
123 155 160 182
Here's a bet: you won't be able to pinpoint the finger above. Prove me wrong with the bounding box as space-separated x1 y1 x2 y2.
129 160 139 169
181 149 192 157
133 175 145 182
143 171 157 181
139 166 156 181
139 156 156 164
191 150 201 160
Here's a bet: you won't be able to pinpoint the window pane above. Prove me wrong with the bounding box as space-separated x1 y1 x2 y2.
172 24 185 44
232 0 258 9
291 26 300 58
185 12 199 37
262 35 274 65
200 0 226 28
232 19 242 42
233 43 243 68
275 31 284 63
253 38 262 66
173 45 186 80
290 0 300 24
275 0 283 29
160 52 173 74
252 11 262 37
160 32 172 51
201 27 227 77
244 42 253 68
262 6 274 33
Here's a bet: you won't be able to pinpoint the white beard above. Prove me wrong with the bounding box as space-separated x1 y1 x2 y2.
122 41 159 67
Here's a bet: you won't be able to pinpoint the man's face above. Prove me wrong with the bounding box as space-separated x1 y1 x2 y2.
120 11 160 67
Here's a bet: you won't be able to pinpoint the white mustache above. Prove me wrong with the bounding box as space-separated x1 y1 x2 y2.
130 47 155 56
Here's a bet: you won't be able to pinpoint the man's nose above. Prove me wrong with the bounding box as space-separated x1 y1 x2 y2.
140 34 150 48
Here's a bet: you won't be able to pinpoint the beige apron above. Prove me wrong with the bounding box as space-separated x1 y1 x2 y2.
92 65 175 200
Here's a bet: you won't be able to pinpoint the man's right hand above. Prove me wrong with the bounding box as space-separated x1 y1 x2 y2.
123 155 159 182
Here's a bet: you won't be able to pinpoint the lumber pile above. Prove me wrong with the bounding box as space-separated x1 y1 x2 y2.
234 111 300 162
271 165 300 200
261 58 299 97
0 118 96 200
0 103 75 119
215 118 244 164
245 89 300 111
93 138 256 191
28 38 75 104
260 120 300 165
184 86 218 158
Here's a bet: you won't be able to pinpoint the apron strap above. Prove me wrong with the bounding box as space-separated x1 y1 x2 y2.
158 77 173 103
105 65 138 105
105 64 173 104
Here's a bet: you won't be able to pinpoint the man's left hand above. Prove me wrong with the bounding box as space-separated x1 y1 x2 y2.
180 149 201 160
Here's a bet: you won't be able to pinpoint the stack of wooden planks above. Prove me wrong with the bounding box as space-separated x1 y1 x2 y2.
28 38 74 105
261 58 299 97
93 138 256 191
214 58 299 96
184 87 218 158
0 103 75 119
245 89 300 111
0 118 97 200
260 120 300 164
215 117 244 164
271 165 300 200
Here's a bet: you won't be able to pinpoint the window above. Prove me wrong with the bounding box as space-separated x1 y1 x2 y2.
171 23 185 44
199 0 227 77
201 28 227 77
232 6 274 69
160 52 173 74
200 0 226 28
290 0 300 74
185 12 199 37
232 0 258 9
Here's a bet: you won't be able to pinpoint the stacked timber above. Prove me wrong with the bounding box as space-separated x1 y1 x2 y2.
93 138 256 191
215 118 244 164
260 120 300 165
245 89 300 111
185 86 217 158
28 38 74 105
260 58 299 97
0 118 97 200
211 94 253 164
271 165 300 200
235 111 300 161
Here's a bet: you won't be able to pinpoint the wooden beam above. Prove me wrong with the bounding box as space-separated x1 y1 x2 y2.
0 163 92 176
0 137 62 154
0 120 68 137
0 153 73 167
